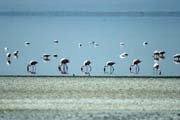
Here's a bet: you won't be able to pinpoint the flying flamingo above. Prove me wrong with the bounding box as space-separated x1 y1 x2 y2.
104 61 115 74
173 54 180 64
81 60 92 75
129 59 142 74
27 60 38 74
153 63 161 75
58 58 70 74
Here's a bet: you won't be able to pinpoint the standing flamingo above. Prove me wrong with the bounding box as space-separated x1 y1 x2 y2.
129 59 142 74
104 61 115 74
153 63 161 75
58 58 70 74
81 60 92 75
27 60 38 74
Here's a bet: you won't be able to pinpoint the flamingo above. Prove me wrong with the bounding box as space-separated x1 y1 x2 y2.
54 40 59 44
53 54 58 58
173 54 180 64
153 63 161 75
78 43 82 48
159 50 166 59
143 41 148 46
129 59 142 74
42 54 51 61
153 50 160 58
25 41 30 46
120 42 125 46
81 60 92 75
4 47 9 52
58 58 70 74
120 52 128 59
27 60 38 74
104 61 115 74
6 52 11 65
13 50 19 58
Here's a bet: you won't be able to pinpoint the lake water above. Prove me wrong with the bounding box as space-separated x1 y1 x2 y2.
0 12 180 75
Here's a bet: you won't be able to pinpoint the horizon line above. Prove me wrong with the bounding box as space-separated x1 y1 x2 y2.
0 11 180 17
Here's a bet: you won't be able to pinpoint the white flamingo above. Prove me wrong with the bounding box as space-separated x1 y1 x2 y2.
13 50 19 58
173 54 180 64
81 60 92 75
54 40 59 44
27 60 38 74
129 59 142 74
78 43 83 48
104 61 115 74
25 41 30 46
42 54 51 61
153 63 161 75
58 58 70 74
6 52 11 65
143 41 148 46
120 52 128 59
4 47 9 52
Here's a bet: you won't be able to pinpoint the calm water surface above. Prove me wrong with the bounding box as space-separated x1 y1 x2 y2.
0 14 180 75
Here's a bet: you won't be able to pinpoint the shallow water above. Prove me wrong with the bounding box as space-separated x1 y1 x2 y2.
0 14 180 75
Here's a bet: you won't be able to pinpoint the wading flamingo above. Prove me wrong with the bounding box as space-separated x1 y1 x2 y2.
13 50 19 58
104 61 115 74
173 54 180 64
81 60 92 75
153 63 161 75
6 52 11 65
129 59 142 74
58 58 70 74
25 42 30 46
54 40 59 44
120 52 128 59
27 60 38 74
42 54 51 61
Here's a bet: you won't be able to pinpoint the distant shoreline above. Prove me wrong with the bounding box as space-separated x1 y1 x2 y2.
0 11 180 17
0 75 180 78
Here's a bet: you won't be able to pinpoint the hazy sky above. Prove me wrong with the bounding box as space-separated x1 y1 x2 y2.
0 0 180 11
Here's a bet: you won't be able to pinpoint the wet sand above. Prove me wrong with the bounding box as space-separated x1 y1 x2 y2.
0 76 180 119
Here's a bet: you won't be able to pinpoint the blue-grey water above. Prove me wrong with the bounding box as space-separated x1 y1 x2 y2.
0 12 180 75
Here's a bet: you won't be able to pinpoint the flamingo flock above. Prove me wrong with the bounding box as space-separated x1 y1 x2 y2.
1 40 180 75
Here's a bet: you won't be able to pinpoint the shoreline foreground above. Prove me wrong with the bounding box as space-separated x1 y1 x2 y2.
0 76 180 119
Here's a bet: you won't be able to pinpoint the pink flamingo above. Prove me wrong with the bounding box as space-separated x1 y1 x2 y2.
129 59 142 74
153 63 161 75
104 61 115 74
27 60 38 74
81 60 92 75
58 58 70 74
